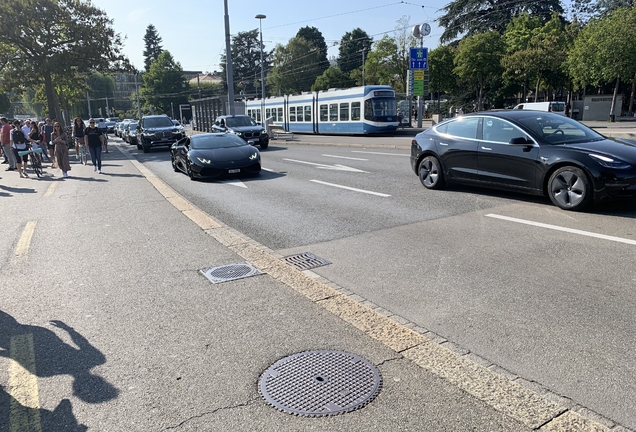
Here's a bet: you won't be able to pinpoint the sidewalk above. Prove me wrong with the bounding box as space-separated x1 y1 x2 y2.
0 140 619 431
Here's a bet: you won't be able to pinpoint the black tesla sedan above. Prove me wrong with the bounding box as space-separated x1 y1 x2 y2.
411 111 636 211
170 133 261 180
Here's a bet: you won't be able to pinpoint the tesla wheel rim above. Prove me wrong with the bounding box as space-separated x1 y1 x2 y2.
421 159 438 187
551 171 585 207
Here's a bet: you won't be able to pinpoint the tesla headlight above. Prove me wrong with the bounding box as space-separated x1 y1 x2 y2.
197 157 211 164
589 153 632 169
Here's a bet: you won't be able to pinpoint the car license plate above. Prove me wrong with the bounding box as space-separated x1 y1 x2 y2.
228 168 240 173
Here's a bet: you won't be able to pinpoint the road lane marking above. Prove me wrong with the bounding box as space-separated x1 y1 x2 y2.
43 183 57 198
14 221 37 263
9 333 42 431
219 179 247 188
310 180 390 197
284 158 367 173
322 154 369 161
351 150 409 157
486 214 636 246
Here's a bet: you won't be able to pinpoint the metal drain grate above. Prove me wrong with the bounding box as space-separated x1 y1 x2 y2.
200 262 263 284
259 350 382 417
283 252 331 271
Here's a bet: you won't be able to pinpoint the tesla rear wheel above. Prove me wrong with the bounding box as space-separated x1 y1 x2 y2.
419 156 445 190
547 166 591 211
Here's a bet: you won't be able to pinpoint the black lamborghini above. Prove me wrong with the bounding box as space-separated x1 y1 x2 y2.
170 133 261 180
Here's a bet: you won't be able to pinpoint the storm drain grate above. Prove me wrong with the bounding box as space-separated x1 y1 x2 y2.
259 350 382 417
283 252 331 271
200 262 264 284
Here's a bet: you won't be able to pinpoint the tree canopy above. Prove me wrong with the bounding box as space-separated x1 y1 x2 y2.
338 28 373 74
0 0 127 124
141 51 188 115
143 24 164 72
220 29 271 98
296 26 329 76
268 37 323 95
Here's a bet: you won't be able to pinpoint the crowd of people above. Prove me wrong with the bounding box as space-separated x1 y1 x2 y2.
0 117 106 178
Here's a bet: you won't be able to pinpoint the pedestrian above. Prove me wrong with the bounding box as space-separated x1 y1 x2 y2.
397 109 404 128
42 118 56 167
11 120 29 178
98 118 108 153
72 117 86 160
51 122 71 178
1 117 17 171
85 118 104 174
28 121 45 166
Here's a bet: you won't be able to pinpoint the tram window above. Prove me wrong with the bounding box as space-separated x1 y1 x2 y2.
247 109 252 119
277 108 283 121
364 100 373 120
304 106 311 122
340 103 349 121
266 108 271 119
289 107 296 122
351 102 361 121
329 103 338 121
320 104 328 121
256 109 261 122
296 106 303 122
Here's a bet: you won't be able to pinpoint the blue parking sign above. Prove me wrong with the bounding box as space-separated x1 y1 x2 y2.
410 47 428 70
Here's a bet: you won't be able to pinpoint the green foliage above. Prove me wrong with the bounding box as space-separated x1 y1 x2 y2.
220 29 271 97
268 37 323 95
312 67 354 91
141 51 188 115
454 31 504 110
143 24 164 72
567 7 636 88
338 28 373 74
429 45 458 96
297 26 329 76
438 0 563 43
0 93 11 114
0 0 127 124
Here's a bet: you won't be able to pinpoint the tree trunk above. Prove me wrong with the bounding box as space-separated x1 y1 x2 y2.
44 73 63 125
628 74 636 117
534 76 540 102
609 76 620 122
522 78 527 103
478 81 484 111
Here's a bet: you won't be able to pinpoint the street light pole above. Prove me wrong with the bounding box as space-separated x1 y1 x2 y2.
256 14 266 124
224 0 235 115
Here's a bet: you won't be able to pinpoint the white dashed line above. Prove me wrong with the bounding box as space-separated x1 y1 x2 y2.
310 180 391 197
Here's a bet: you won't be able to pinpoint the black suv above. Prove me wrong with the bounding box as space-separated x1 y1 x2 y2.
137 115 185 153
212 115 269 149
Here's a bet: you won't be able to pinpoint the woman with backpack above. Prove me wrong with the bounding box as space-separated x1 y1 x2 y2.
11 120 29 177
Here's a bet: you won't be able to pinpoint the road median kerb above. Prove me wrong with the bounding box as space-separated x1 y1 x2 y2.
117 141 618 432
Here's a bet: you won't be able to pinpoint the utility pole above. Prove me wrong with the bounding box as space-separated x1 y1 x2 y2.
135 73 142 120
361 48 366 86
86 91 92 118
224 0 235 115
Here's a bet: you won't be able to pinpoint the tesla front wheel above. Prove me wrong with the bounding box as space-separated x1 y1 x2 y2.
419 156 445 190
547 166 591 211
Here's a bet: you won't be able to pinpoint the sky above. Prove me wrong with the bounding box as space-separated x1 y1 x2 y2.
90 0 447 73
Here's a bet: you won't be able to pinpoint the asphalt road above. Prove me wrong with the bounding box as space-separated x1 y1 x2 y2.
128 133 636 430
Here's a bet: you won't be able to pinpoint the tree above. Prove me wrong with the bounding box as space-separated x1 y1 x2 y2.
312 67 354 91
0 0 126 125
220 30 271 97
143 24 164 72
297 26 329 76
338 28 373 75
437 0 563 43
0 93 10 114
567 7 636 119
454 31 504 111
268 37 323 95
140 51 188 115
571 0 634 21
429 45 458 100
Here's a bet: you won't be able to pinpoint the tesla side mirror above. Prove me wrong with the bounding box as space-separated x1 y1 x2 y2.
509 137 532 145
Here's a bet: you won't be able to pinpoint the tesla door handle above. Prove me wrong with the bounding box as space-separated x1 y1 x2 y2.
481 146 492 151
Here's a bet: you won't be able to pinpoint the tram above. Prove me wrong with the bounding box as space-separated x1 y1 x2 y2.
245 85 399 135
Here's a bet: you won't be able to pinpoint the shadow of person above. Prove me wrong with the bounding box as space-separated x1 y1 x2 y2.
0 384 88 431
0 311 118 404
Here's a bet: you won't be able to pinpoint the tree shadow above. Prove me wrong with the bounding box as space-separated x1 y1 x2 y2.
0 310 118 404
0 385 87 431
0 184 37 195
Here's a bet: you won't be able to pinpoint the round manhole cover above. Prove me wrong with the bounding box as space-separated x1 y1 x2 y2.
259 350 382 417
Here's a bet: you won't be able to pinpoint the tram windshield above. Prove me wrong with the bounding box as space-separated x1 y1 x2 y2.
364 98 397 121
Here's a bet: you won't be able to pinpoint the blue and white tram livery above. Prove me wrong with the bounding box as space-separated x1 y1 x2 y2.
245 85 399 135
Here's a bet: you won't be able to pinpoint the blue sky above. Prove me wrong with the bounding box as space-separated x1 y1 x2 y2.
91 0 446 73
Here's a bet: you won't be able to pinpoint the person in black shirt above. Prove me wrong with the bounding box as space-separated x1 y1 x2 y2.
85 119 105 173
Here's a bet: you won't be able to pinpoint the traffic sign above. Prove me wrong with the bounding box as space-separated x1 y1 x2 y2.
410 48 428 70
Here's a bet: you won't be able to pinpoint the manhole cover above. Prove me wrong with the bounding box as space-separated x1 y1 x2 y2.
283 252 331 271
259 350 382 417
200 262 263 284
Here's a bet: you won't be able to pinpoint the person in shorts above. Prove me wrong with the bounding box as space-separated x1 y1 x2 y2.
72 117 86 160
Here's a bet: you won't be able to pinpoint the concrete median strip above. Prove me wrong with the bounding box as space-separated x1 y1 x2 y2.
119 142 619 432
